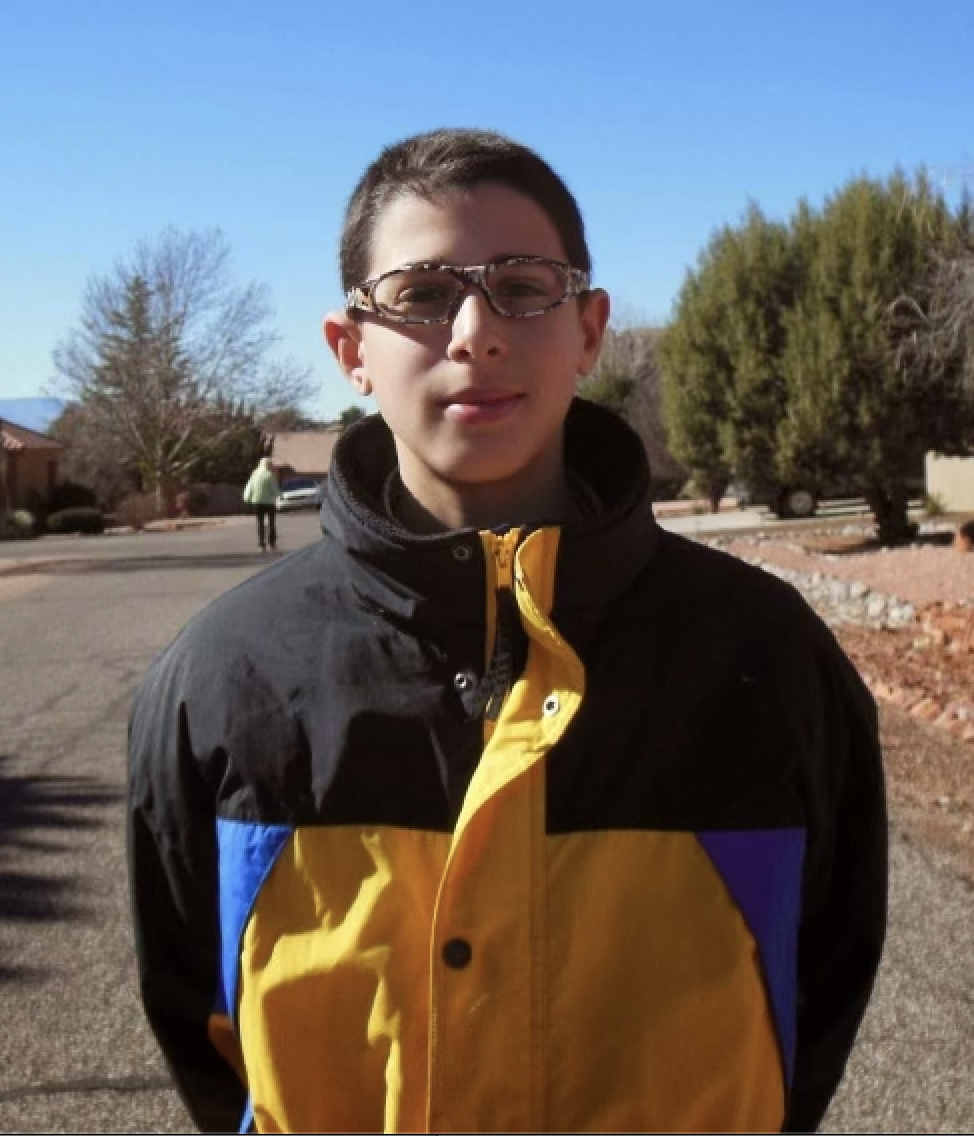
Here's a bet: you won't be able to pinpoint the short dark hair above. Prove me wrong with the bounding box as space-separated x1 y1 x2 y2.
339 128 592 292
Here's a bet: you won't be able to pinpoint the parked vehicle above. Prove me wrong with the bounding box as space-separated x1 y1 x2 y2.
733 480 829 519
275 476 323 512
734 468 926 519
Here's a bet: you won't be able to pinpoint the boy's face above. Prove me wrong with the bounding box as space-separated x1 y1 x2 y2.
325 184 609 526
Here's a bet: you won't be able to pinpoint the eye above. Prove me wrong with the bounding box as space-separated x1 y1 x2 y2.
489 261 566 311
396 282 454 305
493 274 550 298
373 269 459 315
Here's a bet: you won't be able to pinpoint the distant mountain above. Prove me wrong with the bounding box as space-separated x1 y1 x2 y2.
0 397 66 435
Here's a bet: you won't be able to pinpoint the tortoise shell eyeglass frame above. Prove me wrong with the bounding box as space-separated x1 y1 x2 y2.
344 256 592 325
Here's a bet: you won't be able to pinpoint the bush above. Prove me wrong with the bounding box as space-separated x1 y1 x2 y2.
174 485 209 517
45 507 106 535
46 480 98 513
111 492 164 530
923 491 947 517
648 477 688 502
25 489 48 520
1 509 41 539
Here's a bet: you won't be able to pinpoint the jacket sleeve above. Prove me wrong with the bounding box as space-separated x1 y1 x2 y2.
784 633 888 1132
127 644 248 1134
241 473 255 506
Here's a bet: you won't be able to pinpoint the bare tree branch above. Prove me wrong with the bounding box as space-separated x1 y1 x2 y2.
49 228 317 504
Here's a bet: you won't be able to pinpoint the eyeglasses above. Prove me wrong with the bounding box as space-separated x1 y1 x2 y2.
345 256 591 325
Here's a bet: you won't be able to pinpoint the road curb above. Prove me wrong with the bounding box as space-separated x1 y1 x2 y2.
0 556 83 577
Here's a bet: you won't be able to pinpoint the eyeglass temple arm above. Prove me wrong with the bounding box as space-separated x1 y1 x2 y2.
346 284 372 312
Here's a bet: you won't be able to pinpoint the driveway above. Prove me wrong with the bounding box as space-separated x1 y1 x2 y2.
0 513 970 1132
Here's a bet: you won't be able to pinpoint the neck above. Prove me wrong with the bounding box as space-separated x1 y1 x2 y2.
387 469 582 533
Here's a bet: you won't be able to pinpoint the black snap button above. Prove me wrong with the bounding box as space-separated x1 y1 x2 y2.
454 670 474 692
442 938 473 969
452 544 473 562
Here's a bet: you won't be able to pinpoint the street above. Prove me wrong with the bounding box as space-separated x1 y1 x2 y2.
0 513 971 1133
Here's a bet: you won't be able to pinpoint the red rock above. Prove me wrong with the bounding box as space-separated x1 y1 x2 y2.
912 697 943 722
893 686 924 709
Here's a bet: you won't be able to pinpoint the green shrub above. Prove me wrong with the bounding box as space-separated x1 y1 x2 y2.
45 507 106 535
2 509 41 539
923 491 947 517
25 489 48 520
47 480 98 513
649 477 688 502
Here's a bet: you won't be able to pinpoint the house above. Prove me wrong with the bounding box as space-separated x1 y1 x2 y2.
926 453 974 512
0 417 64 512
270 428 343 481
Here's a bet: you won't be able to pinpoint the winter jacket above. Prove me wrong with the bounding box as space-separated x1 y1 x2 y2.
241 459 279 507
128 398 887 1134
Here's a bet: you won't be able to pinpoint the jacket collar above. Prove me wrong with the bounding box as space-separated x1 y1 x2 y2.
319 398 661 626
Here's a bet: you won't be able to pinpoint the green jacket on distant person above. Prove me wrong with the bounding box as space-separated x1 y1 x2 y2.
242 458 279 507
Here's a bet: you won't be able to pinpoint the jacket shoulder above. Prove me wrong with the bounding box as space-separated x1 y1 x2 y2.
140 541 337 687
652 531 821 624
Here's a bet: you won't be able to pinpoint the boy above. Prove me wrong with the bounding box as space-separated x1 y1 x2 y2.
128 129 887 1133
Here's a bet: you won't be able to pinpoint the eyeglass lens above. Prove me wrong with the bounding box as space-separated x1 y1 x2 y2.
371 261 572 321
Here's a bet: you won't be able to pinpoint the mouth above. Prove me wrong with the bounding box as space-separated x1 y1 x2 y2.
439 389 525 423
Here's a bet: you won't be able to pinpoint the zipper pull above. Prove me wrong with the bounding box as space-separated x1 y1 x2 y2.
483 587 519 721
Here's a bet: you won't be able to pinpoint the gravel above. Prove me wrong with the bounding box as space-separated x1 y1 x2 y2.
718 525 974 611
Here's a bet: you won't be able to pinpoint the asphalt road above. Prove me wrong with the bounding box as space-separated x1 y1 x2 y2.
0 512 971 1133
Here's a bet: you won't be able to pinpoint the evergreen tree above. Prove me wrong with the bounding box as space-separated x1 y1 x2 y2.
338 405 367 430
660 235 736 509
662 206 808 509
578 364 635 415
663 170 974 542
714 206 806 498
779 171 965 542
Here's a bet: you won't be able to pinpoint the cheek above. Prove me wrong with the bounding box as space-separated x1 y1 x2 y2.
529 313 588 362
362 328 436 376
532 326 588 379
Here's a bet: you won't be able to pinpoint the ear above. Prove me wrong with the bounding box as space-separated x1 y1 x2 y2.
323 311 373 397
576 288 611 377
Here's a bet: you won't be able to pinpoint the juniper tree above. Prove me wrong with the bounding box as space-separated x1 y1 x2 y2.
779 172 964 543
660 209 801 510
663 171 974 543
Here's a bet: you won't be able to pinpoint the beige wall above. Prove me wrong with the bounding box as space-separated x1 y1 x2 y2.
926 453 974 511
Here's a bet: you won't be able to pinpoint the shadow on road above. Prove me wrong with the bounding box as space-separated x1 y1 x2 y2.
0 755 121 977
15 553 276 577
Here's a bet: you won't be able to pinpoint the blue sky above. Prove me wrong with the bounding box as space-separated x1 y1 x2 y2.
1 0 971 422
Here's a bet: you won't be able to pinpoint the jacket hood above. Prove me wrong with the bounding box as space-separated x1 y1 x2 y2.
319 398 661 624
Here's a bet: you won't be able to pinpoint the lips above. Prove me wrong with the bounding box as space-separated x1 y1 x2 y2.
440 389 525 424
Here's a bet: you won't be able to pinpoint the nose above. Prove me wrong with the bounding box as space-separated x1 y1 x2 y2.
445 287 507 363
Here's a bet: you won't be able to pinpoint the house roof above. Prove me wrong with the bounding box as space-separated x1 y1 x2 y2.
271 429 342 475
0 418 64 453
0 398 65 434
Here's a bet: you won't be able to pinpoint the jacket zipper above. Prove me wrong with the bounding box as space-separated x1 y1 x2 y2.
483 529 522 722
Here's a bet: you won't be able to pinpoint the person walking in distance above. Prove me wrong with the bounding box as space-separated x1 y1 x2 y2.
242 455 279 552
